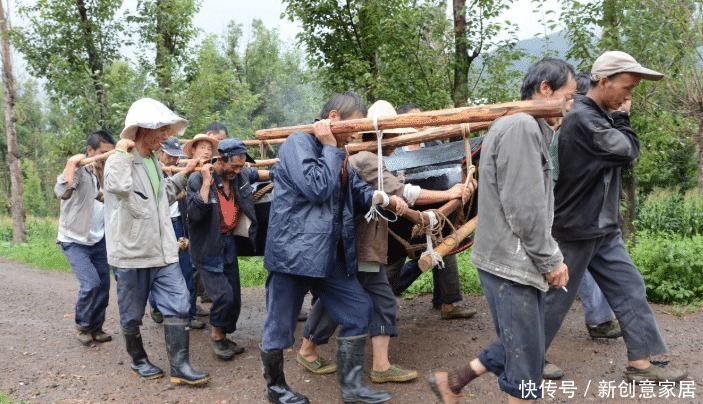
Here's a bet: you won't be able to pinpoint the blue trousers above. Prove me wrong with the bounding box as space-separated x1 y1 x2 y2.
60 237 110 333
578 269 615 326
477 270 545 399
198 234 241 334
114 263 190 333
303 266 398 345
545 230 667 361
149 220 196 320
262 257 372 351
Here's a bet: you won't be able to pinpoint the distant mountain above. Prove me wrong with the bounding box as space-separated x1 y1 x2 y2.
510 31 582 72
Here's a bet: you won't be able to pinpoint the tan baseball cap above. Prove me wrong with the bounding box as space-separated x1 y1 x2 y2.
591 51 664 81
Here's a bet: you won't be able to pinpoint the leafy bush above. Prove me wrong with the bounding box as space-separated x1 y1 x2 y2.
630 231 703 304
635 188 703 237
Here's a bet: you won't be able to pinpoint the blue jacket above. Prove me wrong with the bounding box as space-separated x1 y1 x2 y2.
264 132 374 278
187 167 259 272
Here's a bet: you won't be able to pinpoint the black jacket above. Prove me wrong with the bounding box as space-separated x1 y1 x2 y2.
552 95 640 240
186 167 259 272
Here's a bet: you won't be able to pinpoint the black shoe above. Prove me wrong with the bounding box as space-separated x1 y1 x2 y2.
261 347 310 404
150 307 164 324
336 335 391 404
587 320 622 339
123 329 164 380
211 338 236 361
163 317 211 385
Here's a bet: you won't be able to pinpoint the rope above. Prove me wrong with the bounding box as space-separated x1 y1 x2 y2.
253 183 274 201
364 116 398 223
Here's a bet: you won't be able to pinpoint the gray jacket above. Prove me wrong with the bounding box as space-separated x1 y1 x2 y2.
471 113 563 291
54 166 100 244
103 150 187 268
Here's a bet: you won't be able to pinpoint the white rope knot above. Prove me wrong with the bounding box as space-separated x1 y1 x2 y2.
365 116 391 222
419 211 444 268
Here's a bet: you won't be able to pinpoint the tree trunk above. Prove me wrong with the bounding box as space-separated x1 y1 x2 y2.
622 166 636 245
155 0 175 109
75 0 107 127
696 122 703 192
0 4 27 243
452 0 469 107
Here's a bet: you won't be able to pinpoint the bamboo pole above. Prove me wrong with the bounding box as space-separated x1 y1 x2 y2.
78 149 116 166
255 99 566 140
418 216 478 272
344 122 490 154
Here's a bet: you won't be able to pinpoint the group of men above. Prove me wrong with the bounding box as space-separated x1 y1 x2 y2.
56 49 687 403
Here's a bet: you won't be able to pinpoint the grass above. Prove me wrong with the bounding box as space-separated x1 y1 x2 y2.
0 216 70 272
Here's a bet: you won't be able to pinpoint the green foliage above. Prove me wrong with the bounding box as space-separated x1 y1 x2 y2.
0 216 69 271
635 188 703 237
20 159 50 217
630 231 703 304
239 256 268 287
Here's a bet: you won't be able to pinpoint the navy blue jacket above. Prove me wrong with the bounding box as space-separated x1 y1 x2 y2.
187 167 259 272
553 94 640 240
264 132 373 278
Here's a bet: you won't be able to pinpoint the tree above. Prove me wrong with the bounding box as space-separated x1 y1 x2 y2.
0 2 26 242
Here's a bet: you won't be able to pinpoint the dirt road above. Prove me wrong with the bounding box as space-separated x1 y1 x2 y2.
0 258 699 403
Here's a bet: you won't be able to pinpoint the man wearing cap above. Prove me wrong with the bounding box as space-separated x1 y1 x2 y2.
55 130 115 346
545 51 687 382
103 98 210 385
147 137 205 330
186 138 269 361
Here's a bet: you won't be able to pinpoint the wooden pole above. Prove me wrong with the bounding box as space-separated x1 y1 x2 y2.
78 149 116 166
344 122 490 154
255 99 565 140
418 216 478 272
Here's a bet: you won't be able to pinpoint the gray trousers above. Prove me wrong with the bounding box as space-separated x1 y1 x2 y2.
545 229 667 361
114 263 190 333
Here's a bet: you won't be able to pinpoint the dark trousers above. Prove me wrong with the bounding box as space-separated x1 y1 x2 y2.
149 219 196 320
545 229 667 361
387 254 463 306
262 257 372 351
198 234 241 334
60 237 110 333
477 270 545 399
303 266 398 345
114 262 190 333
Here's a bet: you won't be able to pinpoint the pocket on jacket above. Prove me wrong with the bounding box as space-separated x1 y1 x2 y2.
126 191 152 219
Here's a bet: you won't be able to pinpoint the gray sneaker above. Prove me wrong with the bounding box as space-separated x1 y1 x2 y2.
587 320 622 339
543 361 564 380
211 338 235 361
625 361 688 383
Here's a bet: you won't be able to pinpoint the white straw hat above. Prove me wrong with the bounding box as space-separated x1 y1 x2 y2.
119 98 188 140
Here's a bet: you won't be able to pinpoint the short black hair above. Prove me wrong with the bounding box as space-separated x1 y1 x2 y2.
576 72 591 94
86 130 115 150
520 58 576 100
205 121 228 136
319 91 367 120
396 103 422 114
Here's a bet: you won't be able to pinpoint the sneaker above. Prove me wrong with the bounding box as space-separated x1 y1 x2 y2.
150 307 163 324
625 361 688 383
76 330 93 346
225 339 245 355
543 361 564 380
587 320 622 339
195 305 209 317
211 338 235 361
427 372 462 404
91 330 112 343
440 304 477 320
296 352 337 375
370 364 418 383
188 319 206 329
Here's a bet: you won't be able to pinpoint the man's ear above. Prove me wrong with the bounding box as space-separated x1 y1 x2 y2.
538 80 553 97
86 146 95 156
328 109 340 121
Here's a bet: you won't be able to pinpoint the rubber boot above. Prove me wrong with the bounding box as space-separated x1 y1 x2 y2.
163 317 211 385
336 335 392 404
123 328 164 379
260 347 310 404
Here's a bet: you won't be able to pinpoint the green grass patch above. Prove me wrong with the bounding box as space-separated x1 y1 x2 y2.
401 250 483 298
0 216 70 272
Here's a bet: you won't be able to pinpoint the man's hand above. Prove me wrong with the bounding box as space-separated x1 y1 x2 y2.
115 139 135 153
619 99 632 113
544 262 569 289
200 163 214 186
462 178 477 204
182 156 200 176
447 183 464 200
67 153 86 166
313 119 337 147
388 195 408 216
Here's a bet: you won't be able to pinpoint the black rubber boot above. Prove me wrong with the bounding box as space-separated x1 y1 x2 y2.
163 317 211 385
123 328 164 379
260 347 310 404
337 335 392 404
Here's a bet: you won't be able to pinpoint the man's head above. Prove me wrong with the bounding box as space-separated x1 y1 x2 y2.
361 100 417 156
205 121 228 141
588 51 664 112
213 138 255 178
86 130 116 159
120 98 188 153
396 103 422 115
319 91 367 147
183 134 219 161
521 58 577 125
159 136 186 166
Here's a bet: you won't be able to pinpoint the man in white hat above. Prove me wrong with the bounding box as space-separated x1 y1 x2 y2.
103 98 210 385
545 51 687 383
